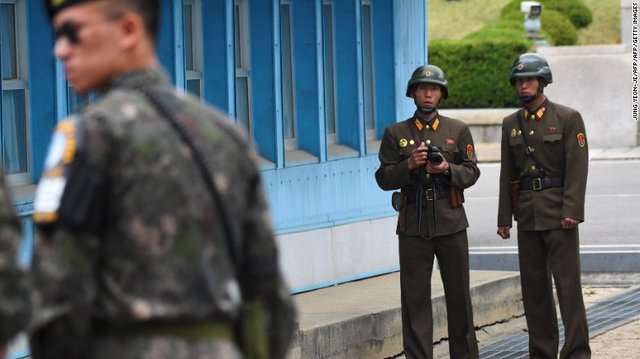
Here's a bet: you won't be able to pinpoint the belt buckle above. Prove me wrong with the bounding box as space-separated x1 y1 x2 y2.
532 178 542 191
425 188 435 201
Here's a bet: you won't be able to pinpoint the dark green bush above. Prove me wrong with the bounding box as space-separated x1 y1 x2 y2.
464 20 528 41
501 0 592 29
543 0 593 29
541 9 578 45
429 39 530 108
500 0 521 18
499 0 580 45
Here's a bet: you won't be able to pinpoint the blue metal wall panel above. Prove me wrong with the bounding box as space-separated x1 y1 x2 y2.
202 0 234 113
371 0 396 139
262 155 393 234
157 1 177 84
171 0 185 90
9 0 428 270
393 0 426 120
333 0 365 153
249 0 283 166
291 0 326 161
27 0 56 181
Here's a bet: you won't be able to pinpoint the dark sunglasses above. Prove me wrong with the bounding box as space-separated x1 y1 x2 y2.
54 21 82 45
54 13 124 45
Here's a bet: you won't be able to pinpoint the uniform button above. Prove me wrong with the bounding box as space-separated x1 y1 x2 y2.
530 165 537 171
530 115 535 120
426 140 431 145
426 174 431 179
425 124 430 130
529 130 535 135
517 130 522 136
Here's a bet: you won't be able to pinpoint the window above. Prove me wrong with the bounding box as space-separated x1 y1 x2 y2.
322 0 336 143
280 0 296 149
1 0 30 184
362 0 375 139
234 0 252 136
184 0 203 99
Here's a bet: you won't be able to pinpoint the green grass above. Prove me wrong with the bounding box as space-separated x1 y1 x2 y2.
428 0 515 40
428 0 620 45
577 0 620 44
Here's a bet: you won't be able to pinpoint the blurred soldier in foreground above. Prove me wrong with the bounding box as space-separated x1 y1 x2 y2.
0 171 30 359
375 65 480 359
497 53 590 358
30 1 295 358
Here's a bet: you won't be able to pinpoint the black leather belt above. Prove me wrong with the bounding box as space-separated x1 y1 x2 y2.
404 187 446 202
520 177 563 191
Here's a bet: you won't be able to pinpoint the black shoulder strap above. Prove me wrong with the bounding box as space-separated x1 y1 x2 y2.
516 110 547 177
137 86 240 266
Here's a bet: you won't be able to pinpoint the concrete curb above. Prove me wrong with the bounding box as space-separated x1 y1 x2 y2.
289 271 522 359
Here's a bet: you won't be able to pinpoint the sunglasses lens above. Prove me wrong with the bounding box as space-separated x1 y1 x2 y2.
55 22 80 44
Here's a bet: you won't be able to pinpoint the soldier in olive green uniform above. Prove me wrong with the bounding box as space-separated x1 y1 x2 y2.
30 1 295 358
376 65 480 359
0 169 30 358
497 53 591 359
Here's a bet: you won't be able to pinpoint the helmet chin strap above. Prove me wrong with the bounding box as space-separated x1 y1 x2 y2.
519 95 537 105
519 86 545 106
414 99 437 114
418 106 436 114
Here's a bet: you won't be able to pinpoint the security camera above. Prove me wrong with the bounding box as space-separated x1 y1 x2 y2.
521 1 543 19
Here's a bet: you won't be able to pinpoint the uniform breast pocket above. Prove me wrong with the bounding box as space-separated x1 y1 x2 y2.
509 137 524 147
441 145 459 163
508 137 526 163
542 133 563 157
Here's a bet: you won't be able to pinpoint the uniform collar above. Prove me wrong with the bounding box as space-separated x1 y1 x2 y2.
109 68 170 91
523 98 549 121
414 110 440 132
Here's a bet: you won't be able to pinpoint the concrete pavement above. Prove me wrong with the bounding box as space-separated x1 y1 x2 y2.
289 270 640 359
288 270 523 358
287 145 640 358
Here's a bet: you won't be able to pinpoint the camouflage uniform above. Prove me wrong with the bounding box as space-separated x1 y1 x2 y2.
0 170 30 346
30 69 295 358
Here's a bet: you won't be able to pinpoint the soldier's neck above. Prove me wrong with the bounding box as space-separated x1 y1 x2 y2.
525 94 547 111
416 108 438 123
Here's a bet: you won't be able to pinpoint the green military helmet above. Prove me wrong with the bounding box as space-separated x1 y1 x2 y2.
510 53 553 86
405 64 449 99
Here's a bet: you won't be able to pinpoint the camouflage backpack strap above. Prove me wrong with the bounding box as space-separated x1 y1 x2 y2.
135 87 241 265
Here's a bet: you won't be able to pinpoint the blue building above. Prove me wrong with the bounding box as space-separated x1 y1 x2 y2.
2 0 426 329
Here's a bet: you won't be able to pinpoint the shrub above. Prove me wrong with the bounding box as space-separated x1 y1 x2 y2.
501 0 592 29
429 39 531 108
499 0 580 45
543 0 593 29
464 20 528 41
500 0 521 19
541 9 579 45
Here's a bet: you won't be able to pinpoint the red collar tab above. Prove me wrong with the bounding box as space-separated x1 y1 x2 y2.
524 106 546 121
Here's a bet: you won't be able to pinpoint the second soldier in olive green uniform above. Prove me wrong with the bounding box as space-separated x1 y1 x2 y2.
376 65 480 359
30 1 295 358
497 53 591 358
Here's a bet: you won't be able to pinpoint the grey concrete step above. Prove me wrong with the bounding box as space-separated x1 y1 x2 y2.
288 270 522 359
